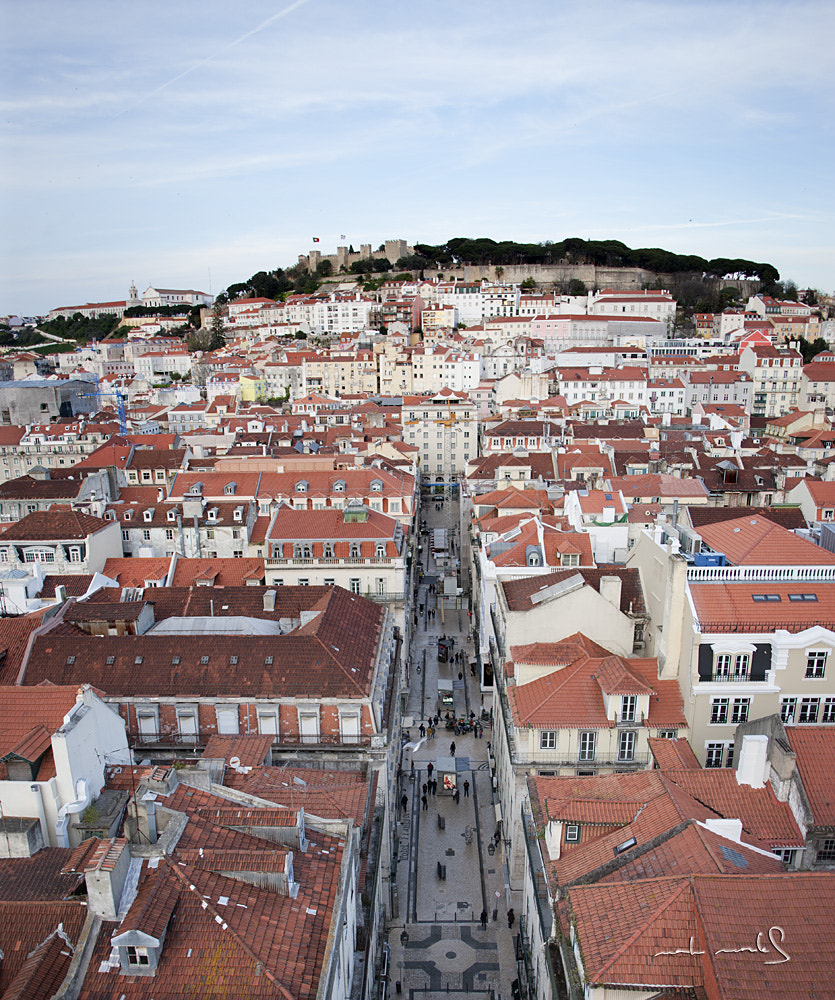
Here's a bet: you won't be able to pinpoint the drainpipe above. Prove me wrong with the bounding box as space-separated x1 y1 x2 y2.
55 778 91 848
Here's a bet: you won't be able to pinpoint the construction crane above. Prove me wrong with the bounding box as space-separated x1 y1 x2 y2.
78 377 128 435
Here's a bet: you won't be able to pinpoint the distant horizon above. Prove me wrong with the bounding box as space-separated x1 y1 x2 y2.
4 231 818 320
2 0 833 316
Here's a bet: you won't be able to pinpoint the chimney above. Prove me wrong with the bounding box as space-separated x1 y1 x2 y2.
263 589 276 612
599 575 622 609
736 733 769 788
85 838 131 920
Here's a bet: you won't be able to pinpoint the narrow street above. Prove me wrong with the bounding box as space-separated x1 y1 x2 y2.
387 484 519 1000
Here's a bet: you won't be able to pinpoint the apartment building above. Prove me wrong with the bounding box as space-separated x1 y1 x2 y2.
401 388 478 480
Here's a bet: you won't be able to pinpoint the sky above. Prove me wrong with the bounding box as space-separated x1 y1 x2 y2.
1 0 833 316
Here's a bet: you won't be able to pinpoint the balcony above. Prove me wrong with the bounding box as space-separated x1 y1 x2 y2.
130 729 374 750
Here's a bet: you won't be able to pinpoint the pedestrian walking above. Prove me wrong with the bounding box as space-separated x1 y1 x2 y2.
421 794 428 811
431 778 437 796
401 794 408 815
507 908 515 929
422 782 428 796
419 723 426 738
427 762 434 778
453 789 460 805
480 909 488 930
463 779 470 798
450 741 456 756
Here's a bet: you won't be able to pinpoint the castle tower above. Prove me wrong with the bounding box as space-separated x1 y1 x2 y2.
127 281 140 308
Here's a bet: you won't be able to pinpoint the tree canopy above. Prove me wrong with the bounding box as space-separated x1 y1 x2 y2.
410 237 779 284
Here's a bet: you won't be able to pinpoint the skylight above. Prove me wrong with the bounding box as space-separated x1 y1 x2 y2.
752 594 781 602
788 593 818 602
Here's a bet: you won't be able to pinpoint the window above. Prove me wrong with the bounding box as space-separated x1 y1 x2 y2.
565 824 580 843
799 697 820 723
715 653 731 679
733 654 750 680
731 698 750 724
579 731 596 761
349 578 361 594
165 528 174 540
621 695 637 723
350 543 360 557
540 731 557 750
68 546 82 563
823 698 835 723
298 578 309 586
806 651 827 678
142 529 151 541
323 542 334 557
710 698 729 724
24 548 55 563
658 730 677 739
617 731 635 761
781 697 797 723
705 742 732 768
818 839 835 861
126 946 150 967
773 848 796 866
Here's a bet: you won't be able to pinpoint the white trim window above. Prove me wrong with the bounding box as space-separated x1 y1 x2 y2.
617 731 636 761
705 741 733 768
799 697 820 724
540 731 557 750
710 697 729 725
806 651 827 678
578 731 596 761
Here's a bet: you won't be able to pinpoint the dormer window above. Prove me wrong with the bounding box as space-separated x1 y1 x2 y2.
350 543 361 557
143 509 153 522
207 508 218 522
123 511 132 521
167 510 177 522
224 481 237 495
621 695 637 722
376 543 386 557
370 479 383 492
233 506 244 522
295 480 309 493
333 479 346 492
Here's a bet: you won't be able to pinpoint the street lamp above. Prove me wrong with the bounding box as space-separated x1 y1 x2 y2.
487 841 496 856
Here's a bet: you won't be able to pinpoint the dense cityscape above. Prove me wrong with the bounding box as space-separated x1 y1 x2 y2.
0 241 833 997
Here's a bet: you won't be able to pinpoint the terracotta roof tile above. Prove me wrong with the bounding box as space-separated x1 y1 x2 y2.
690 582 835 633
785 727 835 826
694 516 835 565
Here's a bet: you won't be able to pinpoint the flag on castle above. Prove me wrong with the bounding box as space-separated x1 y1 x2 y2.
312 237 320 242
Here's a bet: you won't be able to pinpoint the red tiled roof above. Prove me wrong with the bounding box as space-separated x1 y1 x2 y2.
0 900 88 996
0 508 111 541
0 685 83 772
203 734 274 768
695 516 835 566
502 566 645 616
689 582 835 633
648 737 701 770
785 727 835 826
662 769 802 848
0 615 47 685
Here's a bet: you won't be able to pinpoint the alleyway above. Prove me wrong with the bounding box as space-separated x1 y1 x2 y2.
387 485 519 1000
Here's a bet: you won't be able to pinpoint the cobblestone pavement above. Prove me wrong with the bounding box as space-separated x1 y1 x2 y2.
388 488 519 1000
